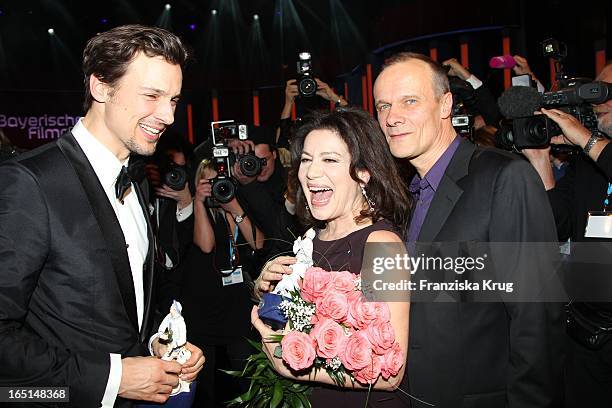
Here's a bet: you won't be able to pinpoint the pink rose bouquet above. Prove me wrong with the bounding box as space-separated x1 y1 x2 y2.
227 267 405 407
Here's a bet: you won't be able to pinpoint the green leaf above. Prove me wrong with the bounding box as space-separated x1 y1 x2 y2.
296 392 312 408
219 369 243 377
270 381 284 408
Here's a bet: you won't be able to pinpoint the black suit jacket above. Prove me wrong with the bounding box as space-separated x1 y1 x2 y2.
0 133 156 407
407 139 564 408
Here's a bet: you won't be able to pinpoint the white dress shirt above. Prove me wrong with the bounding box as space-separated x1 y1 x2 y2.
72 119 148 408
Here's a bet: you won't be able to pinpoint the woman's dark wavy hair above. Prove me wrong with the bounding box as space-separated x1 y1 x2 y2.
290 107 411 235
82 24 190 112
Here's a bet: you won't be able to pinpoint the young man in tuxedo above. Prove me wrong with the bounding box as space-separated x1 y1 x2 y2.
373 53 564 408
0 25 204 407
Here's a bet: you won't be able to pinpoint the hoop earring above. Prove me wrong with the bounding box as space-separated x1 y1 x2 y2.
360 185 375 212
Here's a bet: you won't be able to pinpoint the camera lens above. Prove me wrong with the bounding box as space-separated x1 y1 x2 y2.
212 179 235 203
298 77 317 97
164 167 188 191
239 154 262 177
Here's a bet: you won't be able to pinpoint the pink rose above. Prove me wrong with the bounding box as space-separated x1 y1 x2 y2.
311 317 347 359
354 355 383 385
366 321 396 355
349 294 378 330
344 291 363 329
281 331 317 371
301 267 332 303
372 302 391 324
381 342 404 380
340 331 373 371
316 290 349 322
331 271 357 293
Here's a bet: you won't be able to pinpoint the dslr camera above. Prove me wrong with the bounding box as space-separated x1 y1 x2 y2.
297 51 317 97
206 120 267 206
157 158 189 191
496 40 611 150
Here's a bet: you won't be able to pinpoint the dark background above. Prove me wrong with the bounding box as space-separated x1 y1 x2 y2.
0 0 609 148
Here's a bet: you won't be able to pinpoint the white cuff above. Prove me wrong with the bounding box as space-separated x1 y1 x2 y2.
176 201 193 222
101 353 122 408
465 75 483 90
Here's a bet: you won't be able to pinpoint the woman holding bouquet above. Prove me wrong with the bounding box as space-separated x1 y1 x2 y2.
253 107 413 406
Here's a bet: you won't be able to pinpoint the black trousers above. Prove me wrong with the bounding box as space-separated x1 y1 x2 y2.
565 334 612 407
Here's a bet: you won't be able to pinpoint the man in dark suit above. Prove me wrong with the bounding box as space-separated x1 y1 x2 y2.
373 52 564 407
0 25 204 407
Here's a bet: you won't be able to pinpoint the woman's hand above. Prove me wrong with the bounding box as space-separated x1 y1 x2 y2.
195 178 212 203
254 256 297 299
250 306 291 377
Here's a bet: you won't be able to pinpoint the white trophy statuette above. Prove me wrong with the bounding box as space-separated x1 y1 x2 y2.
272 228 316 296
157 300 192 395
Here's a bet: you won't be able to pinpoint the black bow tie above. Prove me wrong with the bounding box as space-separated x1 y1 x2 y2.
115 165 133 203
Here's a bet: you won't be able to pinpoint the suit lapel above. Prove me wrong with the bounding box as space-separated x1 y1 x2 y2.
57 133 140 334
417 139 475 242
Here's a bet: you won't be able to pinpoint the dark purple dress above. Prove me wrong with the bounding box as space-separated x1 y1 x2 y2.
309 220 412 407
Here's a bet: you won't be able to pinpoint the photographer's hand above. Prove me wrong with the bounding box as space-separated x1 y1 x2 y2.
195 179 213 203
155 183 192 209
226 139 255 156
522 146 556 190
512 55 536 78
315 78 347 106
281 80 299 120
442 58 471 80
144 163 161 188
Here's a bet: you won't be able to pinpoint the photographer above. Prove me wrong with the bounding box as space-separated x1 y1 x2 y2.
179 158 263 407
523 61 612 406
229 128 300 266
277 77 348 156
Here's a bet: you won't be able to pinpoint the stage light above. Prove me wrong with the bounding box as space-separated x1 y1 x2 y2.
165 4 171 10
101 18 108 24
211 9 217 15
253 14 259 20
189 23 196 31
48 28 55 35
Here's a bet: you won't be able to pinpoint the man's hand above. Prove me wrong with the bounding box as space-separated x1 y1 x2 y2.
155 183 192 210
179 342 205 383
118 356 182 403
226 139 255 156
442 58 471 80
512 55 535 78
540 108 591 147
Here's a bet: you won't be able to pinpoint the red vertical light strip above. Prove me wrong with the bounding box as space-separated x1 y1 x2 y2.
429 47 438 61
549 58 558 90
253 92 260 127
291 103 296 120
361 74 367 110
502 36 511 89
212 94 219 122
460 43 469 69
366 64 373 115
595 50 606 76
344 81 349 100
186 103 194 145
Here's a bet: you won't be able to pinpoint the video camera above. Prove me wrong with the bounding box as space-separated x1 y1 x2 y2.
496 39 611 151
205 120 267 206
297 51 317 97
